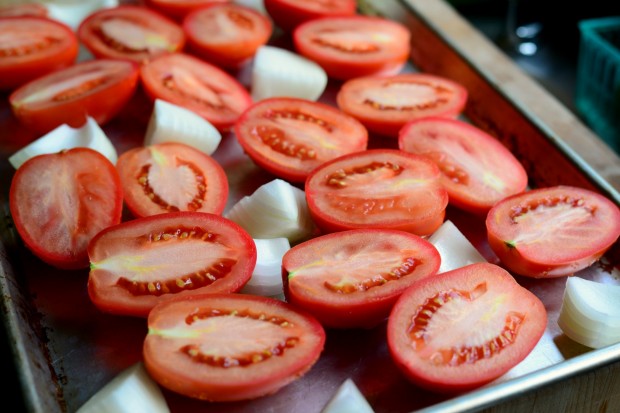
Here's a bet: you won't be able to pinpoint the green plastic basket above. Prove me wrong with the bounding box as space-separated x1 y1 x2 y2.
575 16 620 152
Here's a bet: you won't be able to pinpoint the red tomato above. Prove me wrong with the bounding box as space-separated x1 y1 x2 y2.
9 58 139 135
282 229 441 329
87 212 257 317
337 73 469 137
77 5 186 65
399 117 528 215
305 149 449 236
140 52 252 131
234 97 368 183
387 262 547 393
116 142 229 218
0 16 78 90
144 0 230 21
293 15 411 80
486 185 620 278
183 3 273 69
264 0 356 32
0 3 48 17
143 293 325 401
9 148 123 270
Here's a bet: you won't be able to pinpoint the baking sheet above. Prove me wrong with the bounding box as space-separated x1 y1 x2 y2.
2 1 620 412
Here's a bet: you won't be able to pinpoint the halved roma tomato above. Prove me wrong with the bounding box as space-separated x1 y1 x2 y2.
140 52 252 131
87 211 257 317
399 117 528 215
264 0 357 32
282 229 441 329
337 73 469 138
486 185 620 278
143 293 325 401
0 3 48 17
305 149 449 236
234 97 368 183
144 0 230 21
77 5 186 65
183 3 273 69
293 15 411 80
0 16 78 90
9 148 123 270
10 58 139 134
387 262 547 393
116 142 229 218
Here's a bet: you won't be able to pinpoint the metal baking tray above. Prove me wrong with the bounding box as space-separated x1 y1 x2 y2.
2 0 620 412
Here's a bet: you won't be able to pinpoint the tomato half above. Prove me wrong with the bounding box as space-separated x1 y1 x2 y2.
9 148 123 270
140 52 252 131
10 58 139 135
486 185 620 278
87 211 257 317
337 73 469 138
77 5 186 65
399 117 528 215
144 0 230 21
116 142 229 218
234 97 368 183
183 3 273 69
264 0 357 32
293 15 411 80
0 16 78 90
282 229 441 329
0 3 48 17
143 293 325 401
387 262 547 393
305 149 449 236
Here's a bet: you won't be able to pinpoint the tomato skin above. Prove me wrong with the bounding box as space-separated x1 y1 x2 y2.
116 142 229 218
337 73 469 138
87 211 257 317
399 117 528 215
0 16 78 90
9 148 123 270
264 0 357 32
9 58 139 135
143 293 326 401
293 15 411 80
77 5 186 65
387 262 547 393
144 0 230 21
282 229 441 329
305 149 449 236
234 97 369 183
183 3 273 70
486 185 620 278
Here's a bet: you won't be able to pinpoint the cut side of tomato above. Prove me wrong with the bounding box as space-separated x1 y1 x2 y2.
143 293 326 401
337 73 468 138
264 0 357 32
116 142 229 218
305 149 449 236
10 58 139 134
9 148 123 270
77 5 186 64
144 0 230 21
387 262 547 393
399 117 528 215
293 15 411 80
183 3 273 69
486 185 620 278
140 52 252 131
87 211 257 317
0 3 49 17
282 229 441 329
234 97 368 183
0 16 78 90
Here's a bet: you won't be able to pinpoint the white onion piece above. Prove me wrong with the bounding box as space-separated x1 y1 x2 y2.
76 362 170 413
225 179 315 243
251 45 328 102
9 116 117 169
321 379 375 413
558 276 620 349
428 220 486 273
233 0 267 15
144 99 222 155
47 0 119 31
242 237 291 296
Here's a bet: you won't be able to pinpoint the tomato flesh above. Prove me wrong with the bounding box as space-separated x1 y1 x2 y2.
144 0 230 21
143 293 325 401
264 0 357 32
